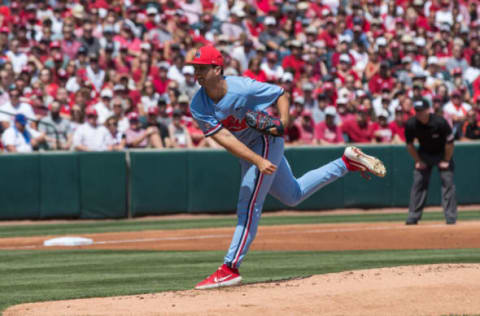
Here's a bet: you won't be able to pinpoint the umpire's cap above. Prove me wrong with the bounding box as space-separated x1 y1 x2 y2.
188 46 224 66
413 98 429 111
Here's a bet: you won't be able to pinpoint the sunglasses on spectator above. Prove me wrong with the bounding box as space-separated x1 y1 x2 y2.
113 103 123 107
87 115 97 118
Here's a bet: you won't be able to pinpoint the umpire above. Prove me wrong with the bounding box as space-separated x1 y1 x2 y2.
404 98 457 225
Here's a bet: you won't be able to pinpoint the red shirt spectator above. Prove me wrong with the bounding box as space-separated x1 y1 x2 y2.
368 61 395 95
315 106 344 144
341 108 375 143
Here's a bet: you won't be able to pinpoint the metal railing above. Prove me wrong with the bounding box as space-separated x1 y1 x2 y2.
0 109 61 150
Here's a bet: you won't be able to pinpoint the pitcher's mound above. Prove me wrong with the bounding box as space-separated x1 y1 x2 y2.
5 264 480 316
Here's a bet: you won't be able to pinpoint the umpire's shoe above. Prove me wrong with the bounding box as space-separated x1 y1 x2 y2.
342 146 387 178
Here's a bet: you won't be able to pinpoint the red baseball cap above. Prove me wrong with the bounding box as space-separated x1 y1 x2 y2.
127 112 139 121
85 107 98 116
188 46 224 66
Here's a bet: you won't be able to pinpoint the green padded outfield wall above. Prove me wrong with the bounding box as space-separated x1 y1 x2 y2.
0 154 40 219
78 152 127 219
40 153 80 218
130 150 188 216
0 152 126 220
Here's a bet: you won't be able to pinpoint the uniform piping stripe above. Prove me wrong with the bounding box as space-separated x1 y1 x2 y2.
205 123 222 136
232 135 269 268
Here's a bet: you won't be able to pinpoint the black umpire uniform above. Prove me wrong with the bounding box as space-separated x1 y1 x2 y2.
404 99 457 225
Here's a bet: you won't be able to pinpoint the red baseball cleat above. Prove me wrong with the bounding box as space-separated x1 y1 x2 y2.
342 146 386 178
195 264 242 290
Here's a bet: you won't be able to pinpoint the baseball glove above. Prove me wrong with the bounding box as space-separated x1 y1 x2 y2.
245 110 285 136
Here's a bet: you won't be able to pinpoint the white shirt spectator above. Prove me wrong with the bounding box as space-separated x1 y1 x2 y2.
443 101 472 119
167 66 185 86
2 125 41 153
0 101 36 125
260 62 284 82
118 117 130 134
94 101 113 125
140 94 160 113
65 77 81 93
73 122 114 151
86 66 105 92
5 51 28 74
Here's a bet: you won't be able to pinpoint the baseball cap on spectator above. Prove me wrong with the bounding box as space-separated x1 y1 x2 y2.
77 46 87 55
376 37 387 47
427 56 439 65
127 112 139 121
264 16 276 26
339 54 351 64
182 65 195 75
72 4 85 19
305 26 317 35
413 99 429 110
188 46 224 66
302 82 314 91
356 105 368 113
439 23 451 32
402 34 413 44
105 42 115 52
141 43 151 51
114 84 127 92
378 109 389 119
282 72 294 82
148 107 159 116
57 69 68 79
0 26 9 33
356 90 367 98
289 40 302 48
85 107 98 117
101 89 113 99
50 41 61 49
380 60 390 68
324 106 337 117
336 97 348 105
172 109 183 117
294 96 305 104
323 82 334 90
432 95 443 102
14 113 27 126
339 35 352 44
451 89 462 97
371 18 382 26
178 94 189 104
54 52 63 61
452 67 463 76
402 56 412 64
158 61 170 70
103 25 115 35
381 82 390 92
413 0 423 5
414 37 426 47
325 16 336 24
146 7 158 15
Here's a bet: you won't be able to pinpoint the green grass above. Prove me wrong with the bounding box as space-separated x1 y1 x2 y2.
1 210 480 238
1 248 480 313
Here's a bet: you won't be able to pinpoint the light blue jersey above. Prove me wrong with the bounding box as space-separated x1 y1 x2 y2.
189 75 349 270
190 76 284 144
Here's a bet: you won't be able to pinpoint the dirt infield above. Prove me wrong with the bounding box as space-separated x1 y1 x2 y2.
3 219 480 315
6 264 480 316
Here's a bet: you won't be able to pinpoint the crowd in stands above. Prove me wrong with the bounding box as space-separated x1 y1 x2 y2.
1 0 480 152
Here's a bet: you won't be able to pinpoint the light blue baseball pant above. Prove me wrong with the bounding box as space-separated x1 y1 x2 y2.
224 135 349 268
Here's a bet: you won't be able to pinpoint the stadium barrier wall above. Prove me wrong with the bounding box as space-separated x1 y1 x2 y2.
0 152 127 220
0 143 478 220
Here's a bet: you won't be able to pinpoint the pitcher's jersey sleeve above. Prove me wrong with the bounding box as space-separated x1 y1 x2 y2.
244 78 284 112
190 91 223 137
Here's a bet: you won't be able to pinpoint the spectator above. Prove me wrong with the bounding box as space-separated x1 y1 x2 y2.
373 110 393 143
168 109 193 148
461 110 480 140
314 106 344 145
2 114 45 152
39 101 72 150
179 65 200 100
125 112 163 149
138 81 160 117
143 107 171 148
0 85 35 129
243 56 267 82
73 107 114 152
342 105 375 143
94 89 114 125
294 110 316 145
389 108 407 144
444 90 472 139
